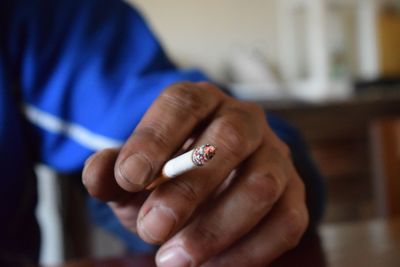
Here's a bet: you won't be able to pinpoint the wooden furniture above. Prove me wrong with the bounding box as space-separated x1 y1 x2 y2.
57 217 400 267
261 91 400 222
378 9 400 77
318 217 400 267
370 117 400 217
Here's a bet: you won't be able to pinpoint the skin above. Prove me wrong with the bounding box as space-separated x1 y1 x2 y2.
82 82 309 267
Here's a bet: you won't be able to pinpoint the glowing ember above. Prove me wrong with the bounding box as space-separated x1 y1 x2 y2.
192 144 216 166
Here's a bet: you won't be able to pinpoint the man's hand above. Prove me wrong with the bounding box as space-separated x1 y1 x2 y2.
82 82 308 267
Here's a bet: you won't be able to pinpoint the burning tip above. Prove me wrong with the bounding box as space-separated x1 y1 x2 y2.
192 144 217 166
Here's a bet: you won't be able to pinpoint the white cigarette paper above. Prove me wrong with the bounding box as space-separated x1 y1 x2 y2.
146 144 216 190
162 144 216 178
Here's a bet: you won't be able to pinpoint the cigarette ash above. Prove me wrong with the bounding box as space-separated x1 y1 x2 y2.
192 144 216 166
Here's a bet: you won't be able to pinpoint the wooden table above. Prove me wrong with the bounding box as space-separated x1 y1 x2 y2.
319 217 400 267
262 91 400 222
59 217 400 267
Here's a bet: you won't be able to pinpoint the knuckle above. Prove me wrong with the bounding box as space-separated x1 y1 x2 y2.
162 83 208 120
245 172 281 207
281 208 308 249
133 125 170 154
225 104 264 142
167 178 199 205
264 132 292 162
231 101 265 122
180 222 225 266
226 104 255 122
277 142 291 160
194 221 225 247
197 81 228 100
245 102 265 119
212 118 249 158
197 81 219 92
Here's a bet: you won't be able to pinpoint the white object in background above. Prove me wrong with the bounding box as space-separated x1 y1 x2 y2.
35 165 64 265
229 83 287 101
226 46 279 84
356 0 380 80
276 0 380 101
225 46 284 100
277 0 330 101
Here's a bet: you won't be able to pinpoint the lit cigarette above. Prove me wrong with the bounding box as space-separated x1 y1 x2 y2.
146 144 216 190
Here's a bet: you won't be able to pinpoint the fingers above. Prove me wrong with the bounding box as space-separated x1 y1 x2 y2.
135 101 265 245
82 83 309 267
115 82 223 192
135 157 232 245
203 177 309 267
82 148 149 233
82 148 131 203
108 191 150 234
154 142 294 267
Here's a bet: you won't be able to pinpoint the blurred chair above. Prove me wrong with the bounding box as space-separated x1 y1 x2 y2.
370 117 400 218
36 167 125 265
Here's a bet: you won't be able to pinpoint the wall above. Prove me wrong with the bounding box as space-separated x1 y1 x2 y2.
127 0 278 82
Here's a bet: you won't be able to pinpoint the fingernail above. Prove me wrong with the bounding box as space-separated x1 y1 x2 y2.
139 205 176 243
82 154 97 187
119 154 151 191
157 246 192 267
84 153 96 166
83 153 96 174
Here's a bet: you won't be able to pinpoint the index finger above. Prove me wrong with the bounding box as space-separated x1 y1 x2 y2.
115 82 223 192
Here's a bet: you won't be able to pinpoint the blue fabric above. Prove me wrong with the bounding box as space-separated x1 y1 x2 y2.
0 0 325 263
5 0 206 172
0 0 205 261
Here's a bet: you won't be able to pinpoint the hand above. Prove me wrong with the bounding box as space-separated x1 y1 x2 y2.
82 82 309 267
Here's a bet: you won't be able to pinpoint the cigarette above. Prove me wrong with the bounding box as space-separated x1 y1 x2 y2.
146 144 217 190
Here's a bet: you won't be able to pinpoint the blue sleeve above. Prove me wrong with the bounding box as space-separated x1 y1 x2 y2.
5 0 207 172
3 0 206 252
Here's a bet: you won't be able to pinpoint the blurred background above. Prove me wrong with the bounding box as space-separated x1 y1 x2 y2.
131 0 394 100
38 0 400 265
